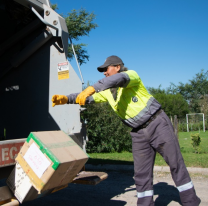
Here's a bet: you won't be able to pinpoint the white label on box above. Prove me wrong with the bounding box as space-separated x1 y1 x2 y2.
15 163 33 203
24 143 51 178
7 162 33 203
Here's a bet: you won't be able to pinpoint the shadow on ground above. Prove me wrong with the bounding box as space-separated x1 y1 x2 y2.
154 182 182 206
87 158 134 165
21 170 134 206
0 165 182 206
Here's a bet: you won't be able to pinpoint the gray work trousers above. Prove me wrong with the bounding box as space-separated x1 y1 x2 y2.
131 110 201 206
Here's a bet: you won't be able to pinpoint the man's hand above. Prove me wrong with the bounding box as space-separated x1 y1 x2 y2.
76 86 95 105
51 95 68 107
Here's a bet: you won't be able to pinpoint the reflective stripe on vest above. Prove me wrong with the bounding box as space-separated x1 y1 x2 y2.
137 190 153 198
177 181 193 192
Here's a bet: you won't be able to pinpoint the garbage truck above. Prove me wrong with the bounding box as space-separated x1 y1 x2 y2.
0 0 107 205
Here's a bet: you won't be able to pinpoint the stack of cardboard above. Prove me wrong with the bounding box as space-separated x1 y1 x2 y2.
7 131 89 203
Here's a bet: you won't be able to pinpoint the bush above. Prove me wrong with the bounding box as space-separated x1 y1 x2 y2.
190 133 201 153
81 102 132 153
178 122 187 132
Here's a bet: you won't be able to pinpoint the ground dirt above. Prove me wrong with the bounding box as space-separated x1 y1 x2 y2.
0 168 206 205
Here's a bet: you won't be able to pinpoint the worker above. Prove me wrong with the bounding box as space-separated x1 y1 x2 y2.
52 55 201 206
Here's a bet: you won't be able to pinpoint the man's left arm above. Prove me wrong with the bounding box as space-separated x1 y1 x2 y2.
92 73 130 92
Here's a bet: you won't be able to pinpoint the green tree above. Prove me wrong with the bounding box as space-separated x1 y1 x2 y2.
147 84 166 96
148 85 189 118
52 4 98 65
168 69 208 113
153 93 189 119
51 3 58 10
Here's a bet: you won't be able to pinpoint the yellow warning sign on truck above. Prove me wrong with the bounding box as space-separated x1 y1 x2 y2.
57 61 69 80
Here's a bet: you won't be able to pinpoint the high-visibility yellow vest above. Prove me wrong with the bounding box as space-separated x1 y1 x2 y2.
92 70 161 128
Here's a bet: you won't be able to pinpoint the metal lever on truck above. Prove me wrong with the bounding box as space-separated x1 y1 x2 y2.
31 6 58 32
69 38 84 84
31 5 84 84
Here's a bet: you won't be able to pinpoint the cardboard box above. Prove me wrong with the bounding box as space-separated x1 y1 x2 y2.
7 131 89 203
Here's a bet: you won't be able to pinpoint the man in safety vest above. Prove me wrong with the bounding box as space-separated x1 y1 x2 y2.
52 55 200 206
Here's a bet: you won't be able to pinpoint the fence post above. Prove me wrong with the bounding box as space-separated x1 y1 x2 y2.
174 115 178 139
170 116 173 125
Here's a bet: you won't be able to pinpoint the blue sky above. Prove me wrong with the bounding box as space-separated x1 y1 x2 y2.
51 0 208 89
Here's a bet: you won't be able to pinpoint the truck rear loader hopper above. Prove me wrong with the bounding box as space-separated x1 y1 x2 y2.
0 0 107 205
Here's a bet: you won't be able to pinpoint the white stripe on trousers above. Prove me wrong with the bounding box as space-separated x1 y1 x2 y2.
177 181 194 192
137 190 154 198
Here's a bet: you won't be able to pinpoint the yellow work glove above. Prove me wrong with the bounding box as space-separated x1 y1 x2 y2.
51 95 68 107
76 86 95 105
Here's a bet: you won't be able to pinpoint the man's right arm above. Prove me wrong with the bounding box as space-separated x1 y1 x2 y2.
66 93 79 104
66 91 108 104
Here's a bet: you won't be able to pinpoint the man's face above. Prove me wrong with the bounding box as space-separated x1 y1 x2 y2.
103 65 120 77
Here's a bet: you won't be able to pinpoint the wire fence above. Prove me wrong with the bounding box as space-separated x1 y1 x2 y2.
170 115 208 132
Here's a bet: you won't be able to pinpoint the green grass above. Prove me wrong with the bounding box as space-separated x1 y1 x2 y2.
87 131 208 168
